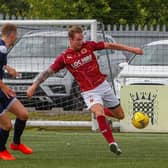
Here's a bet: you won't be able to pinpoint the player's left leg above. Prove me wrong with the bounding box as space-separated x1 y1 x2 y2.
8 99 33 154
106 105 125 120
102 81 125 120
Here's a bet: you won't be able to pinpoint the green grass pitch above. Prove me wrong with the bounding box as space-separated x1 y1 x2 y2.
1 130 168 168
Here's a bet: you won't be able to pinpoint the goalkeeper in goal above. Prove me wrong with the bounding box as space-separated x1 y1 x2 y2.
27 25 143 155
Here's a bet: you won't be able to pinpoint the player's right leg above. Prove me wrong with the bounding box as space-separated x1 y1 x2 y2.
0 113 16 160
0 90 17 160
90 103 122 155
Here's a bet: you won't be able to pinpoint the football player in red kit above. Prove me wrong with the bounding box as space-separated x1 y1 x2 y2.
27 26 143 155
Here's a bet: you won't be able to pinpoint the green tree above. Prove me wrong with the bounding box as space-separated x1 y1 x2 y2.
27 0 112 23
137 0 168 26
107 0 140 25
27 0 64 19
1 0 168 27
0 0 29 18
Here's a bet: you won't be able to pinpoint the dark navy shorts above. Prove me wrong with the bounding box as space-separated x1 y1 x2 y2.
0 90 17 116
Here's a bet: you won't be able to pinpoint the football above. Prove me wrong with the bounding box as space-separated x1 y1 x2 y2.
131 111 149 129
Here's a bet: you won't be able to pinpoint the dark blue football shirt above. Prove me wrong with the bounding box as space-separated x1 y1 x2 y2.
0 39 7 80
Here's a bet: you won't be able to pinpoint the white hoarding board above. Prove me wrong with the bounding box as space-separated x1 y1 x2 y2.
120 85 168 132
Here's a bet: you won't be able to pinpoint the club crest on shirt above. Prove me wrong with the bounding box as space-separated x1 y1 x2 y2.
81 48 87 54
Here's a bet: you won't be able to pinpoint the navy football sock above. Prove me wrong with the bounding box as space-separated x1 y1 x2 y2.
13 119 26 144
0 129 9 151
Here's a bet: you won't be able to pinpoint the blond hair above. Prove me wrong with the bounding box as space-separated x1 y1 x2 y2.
68 25 83 38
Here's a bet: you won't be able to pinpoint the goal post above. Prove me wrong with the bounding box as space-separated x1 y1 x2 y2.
1 19 102 131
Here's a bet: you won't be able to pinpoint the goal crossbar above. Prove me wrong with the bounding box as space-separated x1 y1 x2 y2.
0 20 97 41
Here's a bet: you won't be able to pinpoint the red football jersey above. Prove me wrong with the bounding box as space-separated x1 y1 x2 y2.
50 41 106 91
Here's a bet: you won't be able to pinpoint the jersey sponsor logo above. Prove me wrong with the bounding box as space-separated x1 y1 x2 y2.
71 60 82 69
71 54 92 69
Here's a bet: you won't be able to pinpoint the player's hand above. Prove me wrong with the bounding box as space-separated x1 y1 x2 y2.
132 48 143 55
5 65 20 78
1 85 16 98
27 84 37 99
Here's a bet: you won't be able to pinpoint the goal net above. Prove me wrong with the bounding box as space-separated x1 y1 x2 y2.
1 20 101 130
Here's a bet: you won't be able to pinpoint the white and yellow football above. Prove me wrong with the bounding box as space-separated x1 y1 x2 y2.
131 111 149 129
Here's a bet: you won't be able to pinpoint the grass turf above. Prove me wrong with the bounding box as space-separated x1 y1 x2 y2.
0 130 168 168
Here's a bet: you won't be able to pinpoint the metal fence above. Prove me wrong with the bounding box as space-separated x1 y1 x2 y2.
104 24 168 47
1 13 168 47
100 24 168 58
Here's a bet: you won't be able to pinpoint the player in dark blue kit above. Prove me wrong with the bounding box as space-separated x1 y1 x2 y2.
0 23 33 160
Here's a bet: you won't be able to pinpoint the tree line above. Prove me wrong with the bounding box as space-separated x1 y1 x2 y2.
0 0 168 27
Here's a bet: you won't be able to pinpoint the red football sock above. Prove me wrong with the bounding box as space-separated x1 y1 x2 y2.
96 115 115 144
104 107 114 117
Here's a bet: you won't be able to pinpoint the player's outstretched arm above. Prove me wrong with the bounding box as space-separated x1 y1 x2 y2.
27 67 54 98
104 42 143 55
